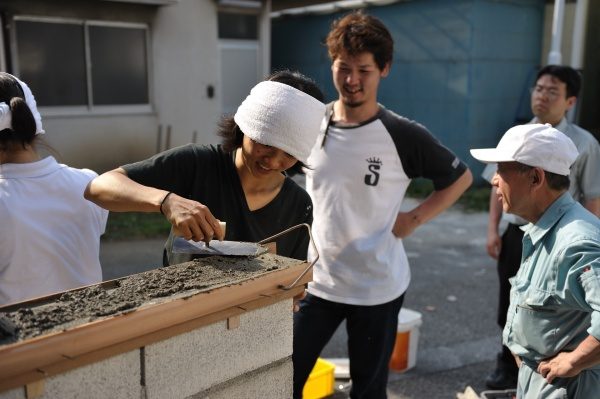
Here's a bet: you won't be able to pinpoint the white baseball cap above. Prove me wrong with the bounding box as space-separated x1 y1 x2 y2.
470 123 578 176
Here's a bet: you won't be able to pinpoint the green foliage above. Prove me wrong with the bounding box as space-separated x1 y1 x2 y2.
457 186 491 212
405 178 434 198
102 212 171 241
406 178 490 212
102 181 491 242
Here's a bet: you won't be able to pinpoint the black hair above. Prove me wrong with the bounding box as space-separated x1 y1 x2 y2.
545 171 570 191
536 65 581 98
517 163 570 191
0 73 37 152
217 69 324 175
267 70 324 103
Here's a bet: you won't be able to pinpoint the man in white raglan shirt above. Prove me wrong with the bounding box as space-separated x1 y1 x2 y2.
292 11 472 399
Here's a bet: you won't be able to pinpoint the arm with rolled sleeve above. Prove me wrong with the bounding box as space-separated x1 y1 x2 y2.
538 244 600 382
578 136 600 217
480 164 502 259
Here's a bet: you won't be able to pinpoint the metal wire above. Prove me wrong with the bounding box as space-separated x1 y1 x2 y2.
257 223 319 290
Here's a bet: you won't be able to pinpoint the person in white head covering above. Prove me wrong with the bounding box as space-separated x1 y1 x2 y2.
86 70 326 265
0 72 108 305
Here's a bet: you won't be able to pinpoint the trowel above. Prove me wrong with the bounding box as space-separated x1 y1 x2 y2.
172 238 269 257
172 223 320 291
172 220 269 257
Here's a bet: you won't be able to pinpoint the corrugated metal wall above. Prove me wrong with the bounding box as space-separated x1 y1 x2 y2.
272 0 544 179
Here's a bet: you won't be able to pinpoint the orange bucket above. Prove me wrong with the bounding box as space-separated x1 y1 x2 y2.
389 308 422 372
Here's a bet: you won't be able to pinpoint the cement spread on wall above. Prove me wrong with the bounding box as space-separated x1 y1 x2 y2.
0 254 300 345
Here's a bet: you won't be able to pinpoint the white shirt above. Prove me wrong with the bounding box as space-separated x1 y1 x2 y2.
306 106 467 305
0 156 108 305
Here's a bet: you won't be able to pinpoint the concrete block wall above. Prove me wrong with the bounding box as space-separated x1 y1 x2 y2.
144 300 293 399
0 300 293 399
1 350 140 399
190 357 293 399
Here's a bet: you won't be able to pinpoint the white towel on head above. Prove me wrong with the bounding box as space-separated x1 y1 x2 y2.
5 73 44 135
234 81 325 164
0 103 11 132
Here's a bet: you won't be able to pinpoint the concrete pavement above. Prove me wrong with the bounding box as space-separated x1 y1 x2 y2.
324 199 500 398
100 237 164 281
100 198 502 398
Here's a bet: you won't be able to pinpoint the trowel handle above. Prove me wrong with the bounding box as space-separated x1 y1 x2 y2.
257 223 319 291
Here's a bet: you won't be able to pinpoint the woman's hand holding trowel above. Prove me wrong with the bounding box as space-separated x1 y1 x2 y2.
159 191 225 245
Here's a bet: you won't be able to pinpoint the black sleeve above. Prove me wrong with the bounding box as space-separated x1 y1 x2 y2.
122 144 211 199
380 110 467 190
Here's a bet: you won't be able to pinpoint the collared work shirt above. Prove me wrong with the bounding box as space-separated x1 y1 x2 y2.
503 193 600 398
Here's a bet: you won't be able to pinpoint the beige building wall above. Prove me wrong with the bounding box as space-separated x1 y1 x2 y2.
1 0 272 172
541 2 577 67
540 1 600 133
151 0 221 156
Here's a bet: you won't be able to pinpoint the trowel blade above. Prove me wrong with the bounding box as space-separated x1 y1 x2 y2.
172 237 268 257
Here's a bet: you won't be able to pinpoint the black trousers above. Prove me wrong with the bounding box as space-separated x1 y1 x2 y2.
497 223 524 361
293 293 404 399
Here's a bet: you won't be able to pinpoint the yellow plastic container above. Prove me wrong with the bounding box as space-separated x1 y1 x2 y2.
303 358 335 399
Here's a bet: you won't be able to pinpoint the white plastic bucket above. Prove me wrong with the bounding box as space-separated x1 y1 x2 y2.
389 308 422 372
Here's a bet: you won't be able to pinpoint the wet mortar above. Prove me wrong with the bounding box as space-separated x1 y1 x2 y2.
0 254 301 345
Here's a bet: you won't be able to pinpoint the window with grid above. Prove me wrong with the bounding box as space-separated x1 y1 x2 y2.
13 17 149 109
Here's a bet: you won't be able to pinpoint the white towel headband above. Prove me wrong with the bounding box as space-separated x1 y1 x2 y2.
234 80 325 164
0 73 44 135
0 103 11 132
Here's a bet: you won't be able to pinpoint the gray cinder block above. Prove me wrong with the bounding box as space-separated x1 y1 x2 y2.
144 300 293 399
187 357 293 399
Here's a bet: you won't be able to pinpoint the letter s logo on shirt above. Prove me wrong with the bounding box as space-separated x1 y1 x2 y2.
364 157 382 186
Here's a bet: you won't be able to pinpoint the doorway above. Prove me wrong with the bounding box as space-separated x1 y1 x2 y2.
218 11 261 115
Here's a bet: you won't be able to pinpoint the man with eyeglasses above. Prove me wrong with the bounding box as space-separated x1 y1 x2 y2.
482 64 600 390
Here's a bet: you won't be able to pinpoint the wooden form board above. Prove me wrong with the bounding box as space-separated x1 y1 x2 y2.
0 261 311 393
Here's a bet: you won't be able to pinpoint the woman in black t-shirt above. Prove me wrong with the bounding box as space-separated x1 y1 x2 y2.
85 71 325 263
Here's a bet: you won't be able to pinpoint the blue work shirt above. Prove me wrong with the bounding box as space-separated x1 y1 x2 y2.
503 193 600 398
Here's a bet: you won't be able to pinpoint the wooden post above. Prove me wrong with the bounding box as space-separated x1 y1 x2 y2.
156 124 163 153
227 315 240 330
165 125 172 150
25 380 44 399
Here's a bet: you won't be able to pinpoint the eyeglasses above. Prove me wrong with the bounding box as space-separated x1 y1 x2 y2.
530 85 562 100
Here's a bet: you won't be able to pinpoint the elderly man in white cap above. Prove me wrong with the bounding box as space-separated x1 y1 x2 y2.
86 70 325 265
482 65 600 391
471 123 600 399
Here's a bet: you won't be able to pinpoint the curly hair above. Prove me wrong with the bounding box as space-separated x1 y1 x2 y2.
325 10 393 70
